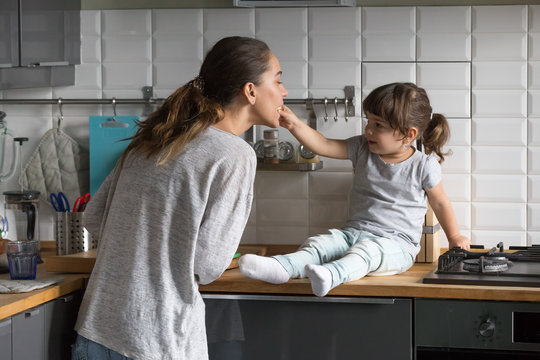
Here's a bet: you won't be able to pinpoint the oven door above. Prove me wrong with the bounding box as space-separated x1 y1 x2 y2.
415 299 540 359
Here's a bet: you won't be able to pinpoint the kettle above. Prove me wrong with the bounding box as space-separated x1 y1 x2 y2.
0 111 20 183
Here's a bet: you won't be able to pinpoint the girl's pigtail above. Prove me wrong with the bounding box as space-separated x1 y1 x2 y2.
422 113 451 163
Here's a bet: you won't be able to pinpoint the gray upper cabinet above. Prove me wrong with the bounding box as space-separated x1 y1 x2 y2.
0 0 80 89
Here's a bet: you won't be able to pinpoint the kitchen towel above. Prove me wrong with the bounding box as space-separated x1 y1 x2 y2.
0 277 64 293
19 128 89 206
89 116 138 195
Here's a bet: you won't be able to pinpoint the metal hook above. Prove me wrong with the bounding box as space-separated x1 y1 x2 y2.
333 97 338 122
323 98 329 122
344 98 349 122
57 97 63 132
111 97 117 120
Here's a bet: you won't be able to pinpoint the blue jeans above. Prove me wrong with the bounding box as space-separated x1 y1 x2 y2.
274 227 415 288
72 334 132 360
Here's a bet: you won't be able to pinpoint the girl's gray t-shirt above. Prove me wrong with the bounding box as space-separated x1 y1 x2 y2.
75 126 256 360
346 135 442 257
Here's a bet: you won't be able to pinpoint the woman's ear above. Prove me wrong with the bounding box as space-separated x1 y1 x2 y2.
243 82 256 105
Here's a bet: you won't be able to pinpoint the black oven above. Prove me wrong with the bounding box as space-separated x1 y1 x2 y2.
415 299 540 359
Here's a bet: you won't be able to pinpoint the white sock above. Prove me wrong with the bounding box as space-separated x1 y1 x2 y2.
238 254 290 284
305 264 333 297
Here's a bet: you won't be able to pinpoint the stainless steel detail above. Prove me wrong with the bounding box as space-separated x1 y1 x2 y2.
201 293 396 304
323 97 329 122
333 97 339 121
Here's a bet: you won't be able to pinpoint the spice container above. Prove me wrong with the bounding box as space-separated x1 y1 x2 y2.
278 141 294 162
263 130 279 164
298 144 319 164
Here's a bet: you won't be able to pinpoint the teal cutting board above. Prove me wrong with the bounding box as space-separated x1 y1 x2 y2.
89 116 138 195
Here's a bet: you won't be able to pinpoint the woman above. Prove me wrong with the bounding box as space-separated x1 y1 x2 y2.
73 36 288 360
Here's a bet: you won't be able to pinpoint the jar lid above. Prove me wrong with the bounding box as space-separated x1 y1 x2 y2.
263 129 279 139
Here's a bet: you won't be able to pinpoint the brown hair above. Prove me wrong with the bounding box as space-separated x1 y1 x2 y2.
362 82 450 163
120 36 271 166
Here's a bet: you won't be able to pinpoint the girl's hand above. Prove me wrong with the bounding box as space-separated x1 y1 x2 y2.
278 105 301 130
448 235 471 251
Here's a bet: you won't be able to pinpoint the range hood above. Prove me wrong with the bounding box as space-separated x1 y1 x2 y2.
233 0 355 7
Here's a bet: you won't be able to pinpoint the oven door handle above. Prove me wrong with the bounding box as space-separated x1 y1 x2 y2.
202 294 395 305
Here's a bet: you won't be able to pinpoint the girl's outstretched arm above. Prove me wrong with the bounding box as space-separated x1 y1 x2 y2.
426 182 471 250
278 105 348 159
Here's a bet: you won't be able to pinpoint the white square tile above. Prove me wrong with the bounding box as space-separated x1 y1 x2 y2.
528 231 540 245
361 63 415 91
257 198 309 226
529 204 540 230
309 198 349 228
472 6 527 33
529 62 540 89
472 203 526 230
102 62 152 90
473 62 526 89
417 6 471 33
80 35 101 63
472 90 526 117
258 34 307 62
2 88 53 116
472 118 527 146
529 91 540 117
472 146 526 174
417 63 470 89
309 171 353 196
309 61 360 90
530 118 540 145
153 62 201 90
472 231 527 248
472 174 526 202
153 36 203 62
472 33 527 61
255 171 309 199
449 201 471 230
278 61 308 97
81 10 101 36
447 118 471 146
530 5 540 32
528 176 540 202
441 173 470 202
362 7 415 34
309 35 361 62
529 147 540 174
256 225 309 245
102 36 151 63
101 10 151 36
256 8 307 35
426 90 470 118
441 145 470 174
203 9 255 53
417 33 471 61
529 33 540 60
362 34 415 61
152 9 202 35
309 7 361 35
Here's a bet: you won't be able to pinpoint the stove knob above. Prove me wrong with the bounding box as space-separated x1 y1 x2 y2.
479 319 495 337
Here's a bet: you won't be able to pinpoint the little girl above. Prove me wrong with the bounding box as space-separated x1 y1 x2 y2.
239 82 471 297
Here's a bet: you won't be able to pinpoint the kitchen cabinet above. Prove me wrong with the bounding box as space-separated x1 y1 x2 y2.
6 290 82 360
204 294 413 360
0 0 80 89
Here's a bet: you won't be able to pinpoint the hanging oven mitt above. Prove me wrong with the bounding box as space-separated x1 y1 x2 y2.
19 128 89 207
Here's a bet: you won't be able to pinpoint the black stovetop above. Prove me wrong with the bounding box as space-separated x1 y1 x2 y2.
423 243 540 287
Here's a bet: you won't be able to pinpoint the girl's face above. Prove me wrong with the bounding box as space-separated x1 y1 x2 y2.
364 112 410 157
251 52 288 128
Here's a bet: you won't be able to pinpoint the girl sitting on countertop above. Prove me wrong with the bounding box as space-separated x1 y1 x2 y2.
239 82 471 297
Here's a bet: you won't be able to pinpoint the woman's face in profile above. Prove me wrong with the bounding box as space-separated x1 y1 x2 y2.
251 52 288 128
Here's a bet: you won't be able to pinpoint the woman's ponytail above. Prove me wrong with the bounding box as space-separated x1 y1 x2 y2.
422 113 451 163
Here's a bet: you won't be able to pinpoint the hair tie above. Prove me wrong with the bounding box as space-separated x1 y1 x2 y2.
192 75 205 94
430 112 433 120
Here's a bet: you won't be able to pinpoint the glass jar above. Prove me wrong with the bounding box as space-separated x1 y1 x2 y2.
263 130 279 164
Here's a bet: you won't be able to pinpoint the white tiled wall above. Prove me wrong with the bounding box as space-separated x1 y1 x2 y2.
1 5 540 248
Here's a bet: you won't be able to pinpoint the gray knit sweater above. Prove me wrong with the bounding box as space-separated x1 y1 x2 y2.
75 127 256 360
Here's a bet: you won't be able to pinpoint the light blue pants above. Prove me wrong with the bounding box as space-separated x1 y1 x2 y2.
274 227 415 288
72 334 132 360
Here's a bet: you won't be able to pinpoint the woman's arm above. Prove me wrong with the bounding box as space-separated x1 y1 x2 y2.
279 105 348 159
425 182 471 250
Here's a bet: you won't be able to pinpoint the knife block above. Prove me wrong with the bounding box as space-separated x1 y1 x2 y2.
416 204 440 263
